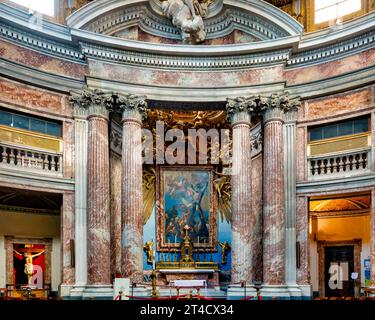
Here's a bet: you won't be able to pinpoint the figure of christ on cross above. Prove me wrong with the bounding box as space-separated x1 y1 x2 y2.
13 246 45 286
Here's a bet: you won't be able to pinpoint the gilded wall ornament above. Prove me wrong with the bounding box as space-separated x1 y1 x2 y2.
143 239 155 264
218 241 230 264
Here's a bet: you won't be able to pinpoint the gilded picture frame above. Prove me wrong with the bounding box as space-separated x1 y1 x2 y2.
156 166 217 252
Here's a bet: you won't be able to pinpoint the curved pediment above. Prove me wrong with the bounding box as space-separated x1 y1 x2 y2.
67 0 302 45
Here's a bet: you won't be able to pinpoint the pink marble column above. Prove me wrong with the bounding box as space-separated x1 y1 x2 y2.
226 98 254 284
262 108 286 286
61 192 75 285
296 195 310 285
86 101 112 286
87 115 111 285
119 95 147 283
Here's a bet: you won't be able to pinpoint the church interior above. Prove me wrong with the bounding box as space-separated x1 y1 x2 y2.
0 0 374 300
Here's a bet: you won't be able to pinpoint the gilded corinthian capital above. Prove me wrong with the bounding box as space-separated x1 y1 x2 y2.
69 88 114 119
117 94 148 122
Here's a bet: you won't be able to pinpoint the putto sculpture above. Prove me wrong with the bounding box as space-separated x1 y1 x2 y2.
161 0 214 44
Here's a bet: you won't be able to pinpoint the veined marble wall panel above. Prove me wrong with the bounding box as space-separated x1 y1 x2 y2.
134 28 258 45
88 60 284 87
63 121 75 180
285 49 375 85
295 86 374 184
110 152 122 278
0 78 73 118
251 154 263 282
0 40 87 80
300 87 373 122
296 123 308 183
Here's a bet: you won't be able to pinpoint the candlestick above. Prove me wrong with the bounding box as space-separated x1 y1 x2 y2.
203 240 206 262
167 240 170 262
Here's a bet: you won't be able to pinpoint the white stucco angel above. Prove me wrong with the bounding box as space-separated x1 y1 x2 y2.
161 0 214 44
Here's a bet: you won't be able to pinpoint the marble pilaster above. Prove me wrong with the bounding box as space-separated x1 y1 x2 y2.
69 101 89 296
61 192 75 285
296 195 312 298
283 110 302 298
119 94 147 283
226 97 257 298
110 152 122 278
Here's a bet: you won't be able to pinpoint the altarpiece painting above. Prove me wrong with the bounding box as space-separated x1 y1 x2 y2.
156 166 217 251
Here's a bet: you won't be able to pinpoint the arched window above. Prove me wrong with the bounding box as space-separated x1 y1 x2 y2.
10 0 55 17
314 0 362 24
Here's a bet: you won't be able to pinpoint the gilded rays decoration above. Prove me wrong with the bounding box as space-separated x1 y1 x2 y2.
142 110 232 225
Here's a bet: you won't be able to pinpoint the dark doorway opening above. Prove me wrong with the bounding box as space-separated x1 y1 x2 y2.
324 245 354 297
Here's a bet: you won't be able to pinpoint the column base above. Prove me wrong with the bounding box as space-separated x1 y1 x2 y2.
69 283 87 299
127 286 152 299
82 285 113 300
260 285 291 300
59 284 73 298
227 284 258 300
298 284 313 300
286 284 302 300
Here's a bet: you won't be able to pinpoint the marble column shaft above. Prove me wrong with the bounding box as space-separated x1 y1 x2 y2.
263 109 286 285
61 192 75 285
227 103 254 284
296 195 310 285
87 112 111 285
120 97 147 283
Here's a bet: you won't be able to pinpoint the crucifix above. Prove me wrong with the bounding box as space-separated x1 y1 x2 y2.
13 246 45 286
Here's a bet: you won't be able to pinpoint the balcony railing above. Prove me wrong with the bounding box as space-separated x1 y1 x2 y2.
0 142 62 174
308 148 371 180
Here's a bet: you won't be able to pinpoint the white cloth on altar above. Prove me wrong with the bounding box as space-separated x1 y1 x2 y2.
170 280 207 287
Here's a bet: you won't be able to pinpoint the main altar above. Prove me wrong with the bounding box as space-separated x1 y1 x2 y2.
151 225 222 287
